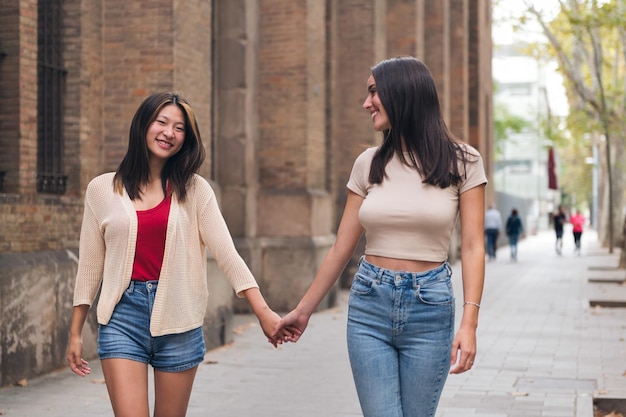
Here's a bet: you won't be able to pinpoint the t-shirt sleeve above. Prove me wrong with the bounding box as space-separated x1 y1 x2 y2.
346 148 375 197
459 145 488 194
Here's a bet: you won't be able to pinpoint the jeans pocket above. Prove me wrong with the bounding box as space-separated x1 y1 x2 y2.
350 273 374 296
416 278 453 305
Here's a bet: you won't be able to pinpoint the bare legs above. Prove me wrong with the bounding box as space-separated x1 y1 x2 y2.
102 358 198 417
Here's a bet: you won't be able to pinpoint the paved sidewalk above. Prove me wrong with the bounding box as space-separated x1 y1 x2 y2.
1 230 625 416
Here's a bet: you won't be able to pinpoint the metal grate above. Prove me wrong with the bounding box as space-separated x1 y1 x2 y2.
37 0 67 194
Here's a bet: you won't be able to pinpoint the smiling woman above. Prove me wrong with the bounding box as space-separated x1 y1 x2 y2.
272 57 487 417
66 92 291 417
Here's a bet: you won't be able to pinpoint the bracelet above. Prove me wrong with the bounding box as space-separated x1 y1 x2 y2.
463 301 481 308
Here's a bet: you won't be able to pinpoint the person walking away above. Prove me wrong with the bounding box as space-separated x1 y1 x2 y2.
273 56 487 417
505 208 524 261
553 205 567 255
484 204 503 261
570 209 585 255
66 92 291 417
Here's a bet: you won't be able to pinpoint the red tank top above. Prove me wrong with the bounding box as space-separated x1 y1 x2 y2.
131 192 172 281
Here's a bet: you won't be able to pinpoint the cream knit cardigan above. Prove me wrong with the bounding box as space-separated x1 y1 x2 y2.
73 173 258 336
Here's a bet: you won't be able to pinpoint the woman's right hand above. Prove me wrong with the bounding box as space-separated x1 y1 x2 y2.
66 335 91 377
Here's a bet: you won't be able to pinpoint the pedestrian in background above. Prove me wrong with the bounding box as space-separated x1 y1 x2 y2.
505 208 524 261
570 209 585 255
484 204 503 261
273 56 487 417
553 205 567 255
66 92 289 417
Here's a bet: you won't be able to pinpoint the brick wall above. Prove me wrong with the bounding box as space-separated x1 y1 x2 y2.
258 0 309 190
448 0 470 142
0 194 82 252
386 0 417 58
173 0 212 179
0 1 20 195
331 0 383 205
0 0 493 385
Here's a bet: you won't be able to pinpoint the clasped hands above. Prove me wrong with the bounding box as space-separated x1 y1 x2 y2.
261 308 309 347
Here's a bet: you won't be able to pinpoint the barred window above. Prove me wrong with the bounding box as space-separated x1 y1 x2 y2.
37 0 67 194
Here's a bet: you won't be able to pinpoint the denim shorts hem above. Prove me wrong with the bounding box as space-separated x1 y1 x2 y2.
99 353 203 373
157 357 204 373
99 353 149 364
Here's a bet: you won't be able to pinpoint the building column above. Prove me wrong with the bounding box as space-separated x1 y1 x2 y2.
254 0 335 311
468 0 493 171
330 0 387 286
386 0 418 58
423 0 451 121
448 0 470 142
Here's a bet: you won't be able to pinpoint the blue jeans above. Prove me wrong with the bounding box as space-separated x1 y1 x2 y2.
508 233 519 259
485 229 499 259
347 258 455 417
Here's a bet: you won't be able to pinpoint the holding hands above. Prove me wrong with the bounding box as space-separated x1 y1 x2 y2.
271 308 310 344
257 307 302 347
242 287 303 347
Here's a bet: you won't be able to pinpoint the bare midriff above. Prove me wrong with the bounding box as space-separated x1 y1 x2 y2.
365 255 442 273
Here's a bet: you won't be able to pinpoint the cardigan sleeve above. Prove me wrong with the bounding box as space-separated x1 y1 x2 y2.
195 178 258 297
73 179 107 306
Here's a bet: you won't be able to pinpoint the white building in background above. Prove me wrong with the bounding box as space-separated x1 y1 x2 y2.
492 43 567 233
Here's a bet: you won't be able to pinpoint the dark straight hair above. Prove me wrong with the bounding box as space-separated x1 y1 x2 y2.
368 56 470 188
113 92 206 202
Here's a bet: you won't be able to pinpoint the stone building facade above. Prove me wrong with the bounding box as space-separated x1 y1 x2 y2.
0 0 492 386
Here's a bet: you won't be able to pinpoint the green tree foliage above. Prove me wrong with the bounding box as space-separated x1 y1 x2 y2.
493 100 529 159
522 0 626 257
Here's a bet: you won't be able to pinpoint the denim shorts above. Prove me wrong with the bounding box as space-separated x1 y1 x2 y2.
97 280 206 372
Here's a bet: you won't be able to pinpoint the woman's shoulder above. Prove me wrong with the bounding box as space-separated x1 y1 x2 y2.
82 173 117 208
457 142 482 159
88 172 115 184
187 174 216 200
350 146 379 173
353 146 378 164
357 146 378 157
85 172 115 193
190 173 211 188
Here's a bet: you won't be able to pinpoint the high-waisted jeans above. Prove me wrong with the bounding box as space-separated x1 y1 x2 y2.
347 257 455 417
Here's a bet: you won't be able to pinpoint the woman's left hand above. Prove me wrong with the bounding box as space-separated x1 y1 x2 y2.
449 325 477 374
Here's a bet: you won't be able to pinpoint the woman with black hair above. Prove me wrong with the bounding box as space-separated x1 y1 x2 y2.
274 57 487 417
66 92 288 417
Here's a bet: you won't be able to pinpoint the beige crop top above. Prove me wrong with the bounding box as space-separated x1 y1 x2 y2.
347 145 487 262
